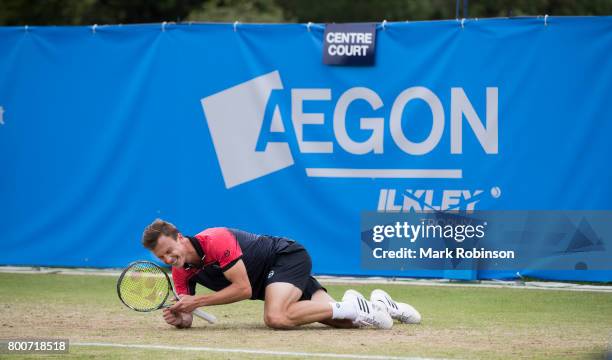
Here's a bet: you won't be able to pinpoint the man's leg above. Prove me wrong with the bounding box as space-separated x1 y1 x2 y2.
310 289 357 328
262 244 375 329
263 282 334 329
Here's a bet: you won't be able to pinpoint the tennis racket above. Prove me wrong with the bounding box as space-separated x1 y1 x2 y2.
116 260 217 324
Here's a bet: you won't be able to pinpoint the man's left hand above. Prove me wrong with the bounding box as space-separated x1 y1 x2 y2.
169 295 200 313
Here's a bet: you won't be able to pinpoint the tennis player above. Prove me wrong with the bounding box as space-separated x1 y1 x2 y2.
141 219 420 330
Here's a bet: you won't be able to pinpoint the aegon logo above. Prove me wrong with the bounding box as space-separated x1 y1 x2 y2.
201 70 498 189
378 189 486 212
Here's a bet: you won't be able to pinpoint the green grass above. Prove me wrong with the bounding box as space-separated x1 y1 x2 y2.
0 273 611 359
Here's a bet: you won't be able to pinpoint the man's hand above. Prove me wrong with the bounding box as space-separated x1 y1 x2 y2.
169 295 200 314
162 308 192 328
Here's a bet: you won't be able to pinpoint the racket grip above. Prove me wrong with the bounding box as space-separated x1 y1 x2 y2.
192 309 217 324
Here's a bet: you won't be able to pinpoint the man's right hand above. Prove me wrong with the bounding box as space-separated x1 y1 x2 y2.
163 308 187 328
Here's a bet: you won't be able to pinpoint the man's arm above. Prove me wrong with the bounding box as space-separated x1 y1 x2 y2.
199 260 252 305
164 267 198 328
169 260 252 313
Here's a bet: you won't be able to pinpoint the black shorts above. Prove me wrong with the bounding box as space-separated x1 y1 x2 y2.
264 242 326 301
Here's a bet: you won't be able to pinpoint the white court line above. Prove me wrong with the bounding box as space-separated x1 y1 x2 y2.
305 168 462 179
2 267 612 293
73 342 449 360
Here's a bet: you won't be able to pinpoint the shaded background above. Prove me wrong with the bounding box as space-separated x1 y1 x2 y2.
1 0 612 25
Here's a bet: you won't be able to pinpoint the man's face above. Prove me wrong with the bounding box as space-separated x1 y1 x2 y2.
152 234 186 268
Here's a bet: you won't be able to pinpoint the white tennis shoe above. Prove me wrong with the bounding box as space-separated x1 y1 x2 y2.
370 289 421 324
342 289 393 329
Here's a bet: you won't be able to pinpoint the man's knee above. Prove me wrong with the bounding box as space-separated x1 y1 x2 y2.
264 313 287 329
264 311 294 329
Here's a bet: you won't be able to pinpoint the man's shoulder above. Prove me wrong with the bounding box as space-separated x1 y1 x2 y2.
194 227 232 240
194 227 240 253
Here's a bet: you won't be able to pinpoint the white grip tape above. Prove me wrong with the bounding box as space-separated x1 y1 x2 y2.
192 308 217 324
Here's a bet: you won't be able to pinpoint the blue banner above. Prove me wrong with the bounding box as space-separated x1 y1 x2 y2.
1 18 611 281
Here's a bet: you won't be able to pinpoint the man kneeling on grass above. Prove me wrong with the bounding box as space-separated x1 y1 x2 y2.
142 219 421 330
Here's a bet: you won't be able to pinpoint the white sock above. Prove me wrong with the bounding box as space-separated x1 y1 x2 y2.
330 301 357 320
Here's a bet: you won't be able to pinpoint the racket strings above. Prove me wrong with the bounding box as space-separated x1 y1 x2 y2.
118 262 170 311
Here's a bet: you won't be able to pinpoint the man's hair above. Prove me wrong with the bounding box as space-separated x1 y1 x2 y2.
142 219 179 250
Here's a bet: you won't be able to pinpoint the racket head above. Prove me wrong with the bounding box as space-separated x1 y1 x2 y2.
117 260 172 312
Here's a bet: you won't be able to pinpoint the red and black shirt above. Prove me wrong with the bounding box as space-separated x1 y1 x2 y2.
172 227 292 300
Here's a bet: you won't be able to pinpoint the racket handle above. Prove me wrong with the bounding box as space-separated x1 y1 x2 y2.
192 309 217 324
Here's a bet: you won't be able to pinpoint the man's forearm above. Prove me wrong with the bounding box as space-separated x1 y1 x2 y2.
195 283 251 306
